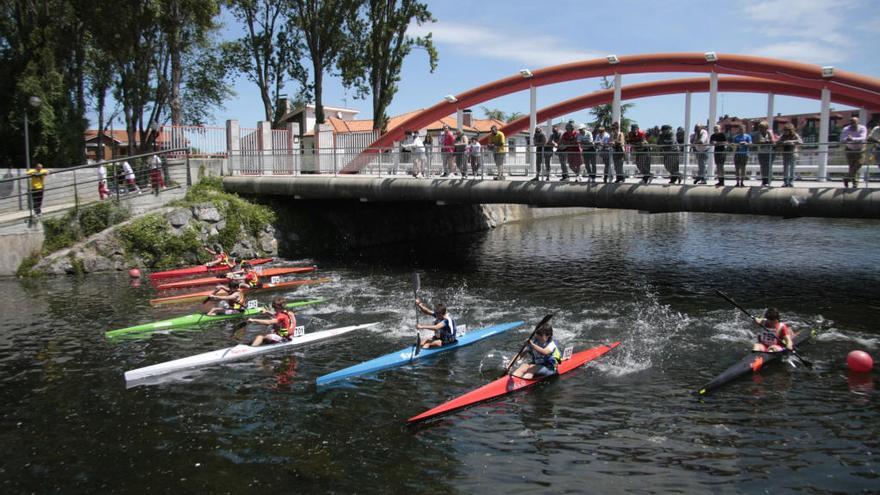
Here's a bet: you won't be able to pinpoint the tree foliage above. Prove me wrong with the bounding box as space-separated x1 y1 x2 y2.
589 76 635 130
480 107 523 123
340 0 437 133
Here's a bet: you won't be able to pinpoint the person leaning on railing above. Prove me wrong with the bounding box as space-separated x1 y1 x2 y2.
840 116 868 188
453 131 468 178
658 125 680 184
532 127 548 181
25 162 49 217
777 124 803 188
468 134 482 177
488 125 507 180
578 124 596 182
732 124 752 187
755 121 776 187
710 125 728 186
610 122 626 183
869 123 880 171
690 124 710 185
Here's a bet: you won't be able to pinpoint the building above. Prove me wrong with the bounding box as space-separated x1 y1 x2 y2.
84 129 173 161
717 109 879 142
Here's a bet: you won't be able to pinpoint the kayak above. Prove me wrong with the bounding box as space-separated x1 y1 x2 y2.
105 299 324 338
124 322 378 384
155 266 317 291
148 257 273 282
696 329 816 395
149 277 332 306
407 341 620 423
316 321 525 386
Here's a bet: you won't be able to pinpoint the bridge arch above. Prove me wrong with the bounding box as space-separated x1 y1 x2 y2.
496 76 880 139
349 53 880 172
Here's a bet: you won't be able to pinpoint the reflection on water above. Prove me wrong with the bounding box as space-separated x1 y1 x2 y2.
0 209 878 492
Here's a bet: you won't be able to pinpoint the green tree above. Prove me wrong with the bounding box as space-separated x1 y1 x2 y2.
589 76 635 130
480 107 523 123
222 0 306 127
340 0 436 133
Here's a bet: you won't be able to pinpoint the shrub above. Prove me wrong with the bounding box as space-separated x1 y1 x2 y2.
41 201 130 254
16 251 43 278
117 214 202 269
178 176 274 249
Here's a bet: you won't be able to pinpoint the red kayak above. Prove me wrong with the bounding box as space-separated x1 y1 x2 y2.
149 277 332 306
155 266 316 290
407 341 620 423
148 257 274 282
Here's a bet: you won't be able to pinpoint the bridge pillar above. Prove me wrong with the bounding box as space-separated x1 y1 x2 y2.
819 87 831 182
767 93 775 130
709 71 718 128
684 91 692 177
456 108 463 133
529 85 537 172
226 119 240 176
258 121 273 175
612 73 622 125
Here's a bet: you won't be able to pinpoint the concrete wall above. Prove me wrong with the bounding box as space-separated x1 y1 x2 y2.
0 226 43 276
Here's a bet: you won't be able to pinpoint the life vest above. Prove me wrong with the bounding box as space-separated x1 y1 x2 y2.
215 252 231 266
433 312 457 344
243 270 260 288
231 291 246 311
530 339 562 369
757 321 791 347
274 310 295 338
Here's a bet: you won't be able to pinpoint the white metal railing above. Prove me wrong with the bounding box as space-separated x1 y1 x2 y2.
161 125 227 158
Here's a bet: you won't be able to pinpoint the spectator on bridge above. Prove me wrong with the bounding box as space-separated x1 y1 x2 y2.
402 130 426 178
628 123 651 183
732 124 752 187
25 162 49 217
96 161 110 200
453 131 468 178
440 124 455 177
549 126 561 179
149 154 166 195
578 124 596 182
610 122 626 183
423 132 434 176
558 121 582 181
120 160 141 194
488 125 507 180
869 123 880 170
658 125 680 184
594 126 612 183
755 121 776 187
690 124 710 184
777 124 803 188
840 116 868 188
710 125 728 186
468 133 482 177
532 126 548 181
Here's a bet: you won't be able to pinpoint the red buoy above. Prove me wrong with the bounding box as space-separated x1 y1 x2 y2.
847 350 873 373
128 268 141 279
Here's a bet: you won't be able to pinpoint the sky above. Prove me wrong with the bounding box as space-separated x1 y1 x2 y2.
98 0 880 131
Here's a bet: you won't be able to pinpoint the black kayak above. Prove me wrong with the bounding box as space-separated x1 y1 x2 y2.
697 329 816 395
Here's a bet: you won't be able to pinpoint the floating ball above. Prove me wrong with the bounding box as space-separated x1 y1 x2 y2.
847 350 873 373
128 268 141 279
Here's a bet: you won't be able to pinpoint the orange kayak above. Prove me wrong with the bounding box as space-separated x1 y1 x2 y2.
149 277 333 306
148 257 273 282
155 266 317 290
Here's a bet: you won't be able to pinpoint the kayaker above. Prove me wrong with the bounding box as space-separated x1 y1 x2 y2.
205 282 248 316
511 322 562 379
248 296 297 346
752 308 794 353
415 298 457 348
204 244 233 268
225 261 262 288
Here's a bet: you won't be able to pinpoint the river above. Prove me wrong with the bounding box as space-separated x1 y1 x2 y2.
0 209 877 493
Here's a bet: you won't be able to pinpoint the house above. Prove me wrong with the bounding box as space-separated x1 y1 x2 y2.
717 110 879 142
84 129 173 160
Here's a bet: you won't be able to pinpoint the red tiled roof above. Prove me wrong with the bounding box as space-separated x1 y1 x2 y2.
84 129 172 144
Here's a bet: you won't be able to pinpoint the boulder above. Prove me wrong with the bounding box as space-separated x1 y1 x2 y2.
191 204 221 223
167 208 192 228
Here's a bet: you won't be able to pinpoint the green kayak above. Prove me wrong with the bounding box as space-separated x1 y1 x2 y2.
105 299 324 338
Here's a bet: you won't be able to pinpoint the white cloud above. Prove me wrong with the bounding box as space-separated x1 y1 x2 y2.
409 22 604 68
750 41 846 65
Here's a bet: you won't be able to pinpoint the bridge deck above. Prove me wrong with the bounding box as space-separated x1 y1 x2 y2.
224 175 880 220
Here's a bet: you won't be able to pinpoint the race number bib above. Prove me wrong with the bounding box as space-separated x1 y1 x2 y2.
246 300 259 310
562 346 573 361
270 276 280 284
457 324 467 337
293 326 305 337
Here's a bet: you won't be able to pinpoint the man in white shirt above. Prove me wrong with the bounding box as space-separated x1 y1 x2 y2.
121 160 141 194
577 125 596 182
840 117 868 188
96 161 109 200
690 124 710 184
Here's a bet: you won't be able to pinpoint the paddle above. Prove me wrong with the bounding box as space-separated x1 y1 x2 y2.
231 305 270 339
412 273 422 358
502 314 554 378
714 290 812 368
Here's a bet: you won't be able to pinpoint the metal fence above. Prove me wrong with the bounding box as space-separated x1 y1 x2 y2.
0 148 191 226
226 142 880 184
161 125 226 158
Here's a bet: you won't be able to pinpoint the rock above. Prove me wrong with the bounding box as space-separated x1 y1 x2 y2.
191 204 221 223
167 208 192 228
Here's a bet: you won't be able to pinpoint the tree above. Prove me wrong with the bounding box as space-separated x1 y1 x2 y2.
589 76 635 131
288 0 362 131
340 0 436 133
223 0 307 127
480 107 523 123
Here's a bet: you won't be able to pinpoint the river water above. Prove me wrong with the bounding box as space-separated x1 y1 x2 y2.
1 209 878 493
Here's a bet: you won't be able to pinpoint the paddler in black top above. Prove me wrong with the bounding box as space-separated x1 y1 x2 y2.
415 298 458 348
205 282 248 315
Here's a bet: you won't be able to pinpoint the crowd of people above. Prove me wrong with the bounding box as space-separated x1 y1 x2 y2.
397 117 880 188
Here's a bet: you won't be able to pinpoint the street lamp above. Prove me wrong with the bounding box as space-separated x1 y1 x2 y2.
20 96 41 211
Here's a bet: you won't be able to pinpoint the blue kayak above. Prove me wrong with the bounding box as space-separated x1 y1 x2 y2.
316 321 525 386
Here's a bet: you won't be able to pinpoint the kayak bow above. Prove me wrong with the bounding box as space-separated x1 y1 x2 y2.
316 321 525 386
407 341 620 423
155 266 316 291
696 329 816 395
149 277 332 306
148 257 273 282
105 299 324 338
124 322 378 384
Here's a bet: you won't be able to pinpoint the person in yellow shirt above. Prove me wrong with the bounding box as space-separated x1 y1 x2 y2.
26 163 49 216
489 125 507 180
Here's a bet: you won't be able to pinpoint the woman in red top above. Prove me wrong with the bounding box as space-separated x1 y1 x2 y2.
558 122 582 181
751 307 794 352
249 296 297 346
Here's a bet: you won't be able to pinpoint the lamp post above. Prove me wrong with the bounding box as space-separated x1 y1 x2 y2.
21 96 42 211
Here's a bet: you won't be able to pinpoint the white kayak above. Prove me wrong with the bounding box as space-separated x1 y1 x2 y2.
124 322 378 384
